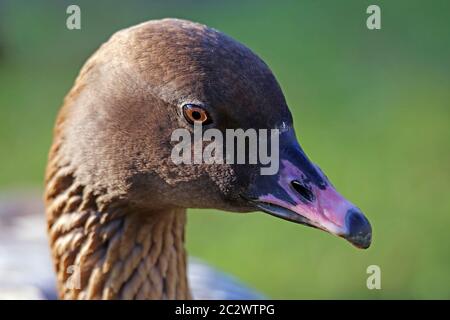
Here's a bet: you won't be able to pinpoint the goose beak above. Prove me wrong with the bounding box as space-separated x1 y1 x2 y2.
247 130 372 249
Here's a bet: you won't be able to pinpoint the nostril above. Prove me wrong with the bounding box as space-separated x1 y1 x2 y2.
291 180 315 202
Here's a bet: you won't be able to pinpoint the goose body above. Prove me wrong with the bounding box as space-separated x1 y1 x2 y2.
43 18 371 299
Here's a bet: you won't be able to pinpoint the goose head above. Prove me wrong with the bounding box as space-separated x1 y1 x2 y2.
51 18 371 255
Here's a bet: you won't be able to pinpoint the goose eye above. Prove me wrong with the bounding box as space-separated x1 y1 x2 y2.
182 104 212 125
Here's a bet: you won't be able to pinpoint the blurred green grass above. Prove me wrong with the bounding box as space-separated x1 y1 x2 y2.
1 0 449 298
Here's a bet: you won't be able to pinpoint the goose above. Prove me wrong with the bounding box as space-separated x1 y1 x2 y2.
44 18 372 300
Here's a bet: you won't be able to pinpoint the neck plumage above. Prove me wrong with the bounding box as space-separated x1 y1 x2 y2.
45 171 190 299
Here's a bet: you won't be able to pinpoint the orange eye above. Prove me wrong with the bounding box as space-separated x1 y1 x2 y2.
182 104 212 125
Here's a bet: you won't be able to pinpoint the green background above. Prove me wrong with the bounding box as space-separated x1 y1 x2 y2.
0 0 449 298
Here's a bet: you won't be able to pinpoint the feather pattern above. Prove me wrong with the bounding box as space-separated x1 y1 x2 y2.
0 194 264 299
